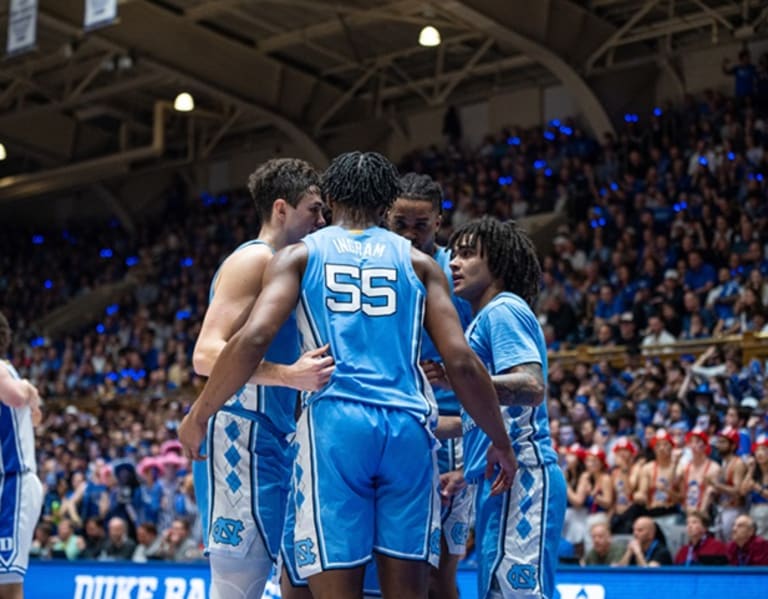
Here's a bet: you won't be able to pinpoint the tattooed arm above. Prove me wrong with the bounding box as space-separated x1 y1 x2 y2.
493 362 546 407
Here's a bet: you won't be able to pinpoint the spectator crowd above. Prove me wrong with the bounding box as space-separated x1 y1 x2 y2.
2 49 768 567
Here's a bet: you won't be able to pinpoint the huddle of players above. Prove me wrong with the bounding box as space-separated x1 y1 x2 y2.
176 152 565 599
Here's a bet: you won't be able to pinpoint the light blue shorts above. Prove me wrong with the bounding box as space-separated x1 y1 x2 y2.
475 463 566 599
282 398 441 581
192 407 292 560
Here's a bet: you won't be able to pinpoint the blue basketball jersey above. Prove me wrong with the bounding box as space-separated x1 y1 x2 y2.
420 246 473 417
209 240 299 435
0 361 36 476
297 225 435 422
462 292 558 481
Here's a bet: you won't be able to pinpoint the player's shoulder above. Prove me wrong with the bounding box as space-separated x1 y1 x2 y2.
220 241 273 270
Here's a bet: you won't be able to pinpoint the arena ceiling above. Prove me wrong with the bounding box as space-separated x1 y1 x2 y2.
0 0 767 204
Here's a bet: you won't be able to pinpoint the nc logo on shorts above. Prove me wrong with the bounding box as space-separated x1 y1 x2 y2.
506 564 537 591
212 517 245 547
429 528 441 555
296 538 317 567
450 522 468 546
556 584 605 599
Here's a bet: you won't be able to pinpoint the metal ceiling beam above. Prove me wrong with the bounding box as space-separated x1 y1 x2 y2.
585 0 662 73
255 0 425 53
36 11 330 167
435 37 494 104
0 72 164 127
314 64 378 134
378 54 534 102
440 1 614 136
322 32 483 76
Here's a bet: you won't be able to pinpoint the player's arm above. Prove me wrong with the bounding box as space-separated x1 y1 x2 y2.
493 362 545 407
434 415 462 440
192 245 271 377
415 250 515 492
193 246 332 390
179 244 307 459
417 251 507 446
0 366 40 410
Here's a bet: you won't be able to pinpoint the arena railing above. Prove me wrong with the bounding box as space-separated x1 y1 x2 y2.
547 331 768 368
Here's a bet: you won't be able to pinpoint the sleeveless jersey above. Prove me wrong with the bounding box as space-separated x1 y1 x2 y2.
462 292 557 482
0 361 37 476
209 240 299 435
420 246 473 417
297 226 435 423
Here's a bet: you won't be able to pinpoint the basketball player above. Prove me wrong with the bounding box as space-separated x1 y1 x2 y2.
0 312 43 599
448 217 566 599
179 151 516 599
189 158 333 599
386 172 473 599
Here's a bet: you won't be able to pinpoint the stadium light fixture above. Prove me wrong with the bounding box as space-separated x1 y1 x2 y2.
173 92 195 112
418 25 441 47
0 142 6 161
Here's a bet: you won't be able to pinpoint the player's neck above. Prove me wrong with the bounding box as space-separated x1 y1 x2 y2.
257 224 288 251
332 206 383 230
471 282 505 314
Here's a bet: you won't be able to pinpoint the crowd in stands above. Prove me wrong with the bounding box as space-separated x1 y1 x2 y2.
3 49 768 566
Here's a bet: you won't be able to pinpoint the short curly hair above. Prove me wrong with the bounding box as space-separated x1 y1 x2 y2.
247 158 320 221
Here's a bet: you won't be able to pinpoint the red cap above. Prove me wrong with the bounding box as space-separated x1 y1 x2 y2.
565 443 586 461
649 429 675 450
613 436 638 456
584 445 608 469
685 428 711 453
753 434 768 453
717 426 740 446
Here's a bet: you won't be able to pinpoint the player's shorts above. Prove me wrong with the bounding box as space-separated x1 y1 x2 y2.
282 398 441 581
0 471 43 584
192 407 292 561
474 463 566 599
437 436 463 474
442 483 474 556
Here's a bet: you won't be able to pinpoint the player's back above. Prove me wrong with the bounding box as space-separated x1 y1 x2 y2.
298 225 434 421
0 360 36 476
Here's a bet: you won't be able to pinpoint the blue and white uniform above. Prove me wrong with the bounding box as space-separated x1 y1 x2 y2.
0 360 43 585
462 293 566 599
282 225 441 582
192 240 299 564
423 247 474 557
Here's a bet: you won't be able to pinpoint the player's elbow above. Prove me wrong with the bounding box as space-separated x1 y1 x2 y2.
192 348 214 377
444 349 485 382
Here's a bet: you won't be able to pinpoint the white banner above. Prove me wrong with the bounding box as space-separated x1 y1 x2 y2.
84 0 118 31
6 0 37 56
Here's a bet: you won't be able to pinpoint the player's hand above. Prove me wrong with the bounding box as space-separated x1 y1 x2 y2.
439 469 467 506
178 412 206 461
485 443 517 495
421 360 451 389
288 344 335 391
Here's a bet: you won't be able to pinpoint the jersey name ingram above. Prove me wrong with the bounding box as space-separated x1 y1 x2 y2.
331 238 386 257
72 575 207 599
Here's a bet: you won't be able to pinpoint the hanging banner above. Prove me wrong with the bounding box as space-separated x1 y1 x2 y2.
84 0 118 31
6 0 37 57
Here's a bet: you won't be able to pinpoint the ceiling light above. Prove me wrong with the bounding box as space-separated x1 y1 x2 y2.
418 25 441 47
173 92 195 112
0 143 6 161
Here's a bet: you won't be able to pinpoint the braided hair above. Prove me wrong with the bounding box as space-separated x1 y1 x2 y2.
449 216 542 307
247 158 320 221
321 152 401 218
398 172 443 211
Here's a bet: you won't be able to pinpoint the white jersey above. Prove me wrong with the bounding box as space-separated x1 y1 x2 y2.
0 360 37 476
